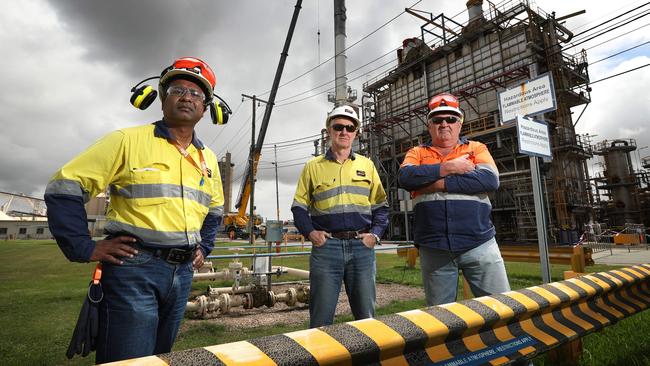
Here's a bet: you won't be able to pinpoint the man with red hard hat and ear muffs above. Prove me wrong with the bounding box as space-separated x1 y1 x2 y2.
45 57 225 363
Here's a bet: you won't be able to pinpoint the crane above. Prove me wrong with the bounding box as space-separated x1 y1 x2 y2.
222 0 302 240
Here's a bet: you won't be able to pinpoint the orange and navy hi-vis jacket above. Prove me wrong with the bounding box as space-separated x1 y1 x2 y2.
398 137 499 252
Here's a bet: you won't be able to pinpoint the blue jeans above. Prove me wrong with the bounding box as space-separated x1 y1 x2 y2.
419 238 510 306
309 238 376 327
95 249 194 363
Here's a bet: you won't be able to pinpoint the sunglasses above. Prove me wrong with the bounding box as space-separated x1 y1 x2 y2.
428 115 461 124
331 124 357 132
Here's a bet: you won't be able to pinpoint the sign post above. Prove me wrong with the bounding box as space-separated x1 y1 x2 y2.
517 115 553 283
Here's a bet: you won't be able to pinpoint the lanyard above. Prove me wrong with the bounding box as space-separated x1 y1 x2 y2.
169 139 208 186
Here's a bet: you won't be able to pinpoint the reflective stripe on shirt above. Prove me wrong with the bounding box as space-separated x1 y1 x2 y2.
110 183 211 208
413 192 492 207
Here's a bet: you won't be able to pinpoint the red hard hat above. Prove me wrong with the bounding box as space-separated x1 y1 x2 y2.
427 93 463 119
159 57 216 101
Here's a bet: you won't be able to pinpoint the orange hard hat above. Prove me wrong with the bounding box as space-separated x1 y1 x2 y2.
159 57 216 102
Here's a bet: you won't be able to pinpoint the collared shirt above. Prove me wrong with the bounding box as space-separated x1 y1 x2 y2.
45 120 224 262
291 148 389 238
398 137 499 252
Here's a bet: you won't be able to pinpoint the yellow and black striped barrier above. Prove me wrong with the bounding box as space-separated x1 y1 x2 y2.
106 264 650 365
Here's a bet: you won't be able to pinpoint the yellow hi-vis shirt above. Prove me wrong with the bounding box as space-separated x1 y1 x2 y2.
291 150 389 236
47 122 224 250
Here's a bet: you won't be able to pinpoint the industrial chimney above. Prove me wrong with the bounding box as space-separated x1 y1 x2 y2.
466 0 484 23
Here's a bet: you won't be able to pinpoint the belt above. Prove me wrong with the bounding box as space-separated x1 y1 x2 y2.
138 244 197 264
330 229 369 240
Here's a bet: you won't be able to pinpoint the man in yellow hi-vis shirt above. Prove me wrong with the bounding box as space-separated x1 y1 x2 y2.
291 105 389 327
45 57 224 363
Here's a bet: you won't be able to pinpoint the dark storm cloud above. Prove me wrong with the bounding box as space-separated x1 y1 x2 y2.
48 0 227 77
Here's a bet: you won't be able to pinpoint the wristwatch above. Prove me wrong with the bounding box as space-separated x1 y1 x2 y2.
371 233 381 246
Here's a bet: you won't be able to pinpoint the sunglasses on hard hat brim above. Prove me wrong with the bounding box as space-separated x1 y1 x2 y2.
429 94 460 109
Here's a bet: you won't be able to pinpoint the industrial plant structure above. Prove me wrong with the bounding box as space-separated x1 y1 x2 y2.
359 0 649 244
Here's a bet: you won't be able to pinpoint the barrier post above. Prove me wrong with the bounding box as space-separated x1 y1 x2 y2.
406 248 418 268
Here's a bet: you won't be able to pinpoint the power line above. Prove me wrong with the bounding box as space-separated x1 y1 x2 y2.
573 2 650 38
234 2 650 163
268 0 513 107
590 62 650 84
262 138 318 149
258 161 310 170
274 0 647 110
207 100 244 150
273 46 399 104
591 40 650 64
582 22 650 52
259 155 314 164
263 133 321 146
275 57 397 107
571 0 646 32
216 112 252 158
268 144 317 153
258 0 423 96
571 9 650 48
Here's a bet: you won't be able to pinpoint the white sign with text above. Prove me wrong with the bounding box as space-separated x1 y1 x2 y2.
498 73 557 123
517 115 552 159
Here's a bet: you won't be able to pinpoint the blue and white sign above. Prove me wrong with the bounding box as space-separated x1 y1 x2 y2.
431 335 537 366
517 115 552 159
498 73 557 124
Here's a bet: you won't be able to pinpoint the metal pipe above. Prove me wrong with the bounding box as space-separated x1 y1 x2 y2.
207 251 312 260
186 285 310 318
208 285 258 296
272 266 310 279
215 243 312 250
192 267 254 281
207 244 417 260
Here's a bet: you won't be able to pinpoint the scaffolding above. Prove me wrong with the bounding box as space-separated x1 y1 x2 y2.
361 0 593 244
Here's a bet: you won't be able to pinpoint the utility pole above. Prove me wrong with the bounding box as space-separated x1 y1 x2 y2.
313 140 319 157
274 144 280 221
242 94 269 248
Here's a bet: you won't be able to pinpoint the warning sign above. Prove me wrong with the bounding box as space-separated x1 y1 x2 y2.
498 73 557 123
517 115 552 159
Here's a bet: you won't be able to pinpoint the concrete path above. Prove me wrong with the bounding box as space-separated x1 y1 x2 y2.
592 245 650 266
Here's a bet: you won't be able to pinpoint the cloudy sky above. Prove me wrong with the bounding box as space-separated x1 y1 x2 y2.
1 0 649 221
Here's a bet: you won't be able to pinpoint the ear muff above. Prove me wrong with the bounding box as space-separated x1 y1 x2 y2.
210 95 233 125
130 85 157 110
130 76 160 110
210 101 229 125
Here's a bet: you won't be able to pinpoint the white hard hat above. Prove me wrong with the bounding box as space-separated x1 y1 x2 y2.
326 105 360 128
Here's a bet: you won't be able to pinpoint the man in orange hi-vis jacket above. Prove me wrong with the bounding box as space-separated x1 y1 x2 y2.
398 92 511 306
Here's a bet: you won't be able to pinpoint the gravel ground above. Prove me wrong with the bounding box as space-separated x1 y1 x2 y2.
186 283 425 330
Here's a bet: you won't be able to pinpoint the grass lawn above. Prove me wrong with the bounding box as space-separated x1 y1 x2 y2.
1 240 649 365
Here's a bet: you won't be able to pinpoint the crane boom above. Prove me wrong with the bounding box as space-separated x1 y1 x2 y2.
232 0 303 225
